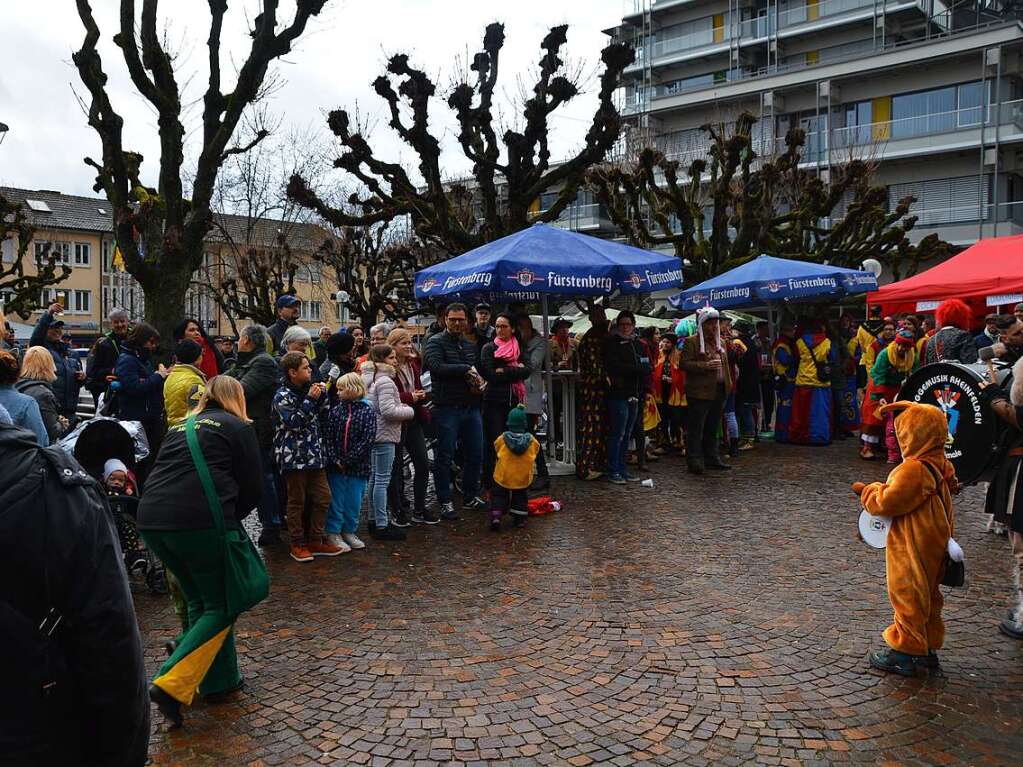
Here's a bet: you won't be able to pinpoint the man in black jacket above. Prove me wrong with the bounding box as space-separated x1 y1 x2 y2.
268 295 301 353
85 307 131 405
226 323 282 546
601 311 651 485
423 302 486 519
0 420 150 766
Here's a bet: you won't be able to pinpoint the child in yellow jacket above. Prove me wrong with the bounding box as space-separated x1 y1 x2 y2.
491 405 540 532
852 400 959 676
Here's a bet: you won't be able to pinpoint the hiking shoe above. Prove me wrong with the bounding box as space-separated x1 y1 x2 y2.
999 618 1023 640
309 540 346 557
624 473 642 482
607 474 627 485
391 510 412 528
289 545 314 563
149 684 183 728
868 648 919 677
341 532 365 550
440 502 459 521
512 514 526 528
325 534 352 553
463 496 487 511
738 438 755 451
372 524 407 541
859 445 878 460
583 470 603 481
416 508 440 525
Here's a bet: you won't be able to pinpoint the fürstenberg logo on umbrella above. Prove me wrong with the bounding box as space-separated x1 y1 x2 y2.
419 272 494 293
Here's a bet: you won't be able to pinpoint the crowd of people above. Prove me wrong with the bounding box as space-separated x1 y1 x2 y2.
5 288 1023 755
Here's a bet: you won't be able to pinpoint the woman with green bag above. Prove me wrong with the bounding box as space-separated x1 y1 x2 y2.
138 375 267 728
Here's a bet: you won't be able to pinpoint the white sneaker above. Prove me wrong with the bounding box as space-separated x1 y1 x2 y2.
325 534 351 553
341 532 365 550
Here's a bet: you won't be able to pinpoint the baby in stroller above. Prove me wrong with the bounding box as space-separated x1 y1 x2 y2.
60 416 166 594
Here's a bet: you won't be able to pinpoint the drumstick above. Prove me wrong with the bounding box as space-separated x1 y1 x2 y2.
979 346 998 384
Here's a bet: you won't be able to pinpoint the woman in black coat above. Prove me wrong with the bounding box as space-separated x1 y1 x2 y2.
478 313 532 489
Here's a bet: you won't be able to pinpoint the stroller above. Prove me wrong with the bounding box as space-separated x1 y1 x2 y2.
59 417 167 595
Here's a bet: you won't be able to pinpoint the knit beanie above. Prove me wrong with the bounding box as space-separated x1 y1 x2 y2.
894 328 915 347
696 307 722 354
174 339 202 365
325 332 356 357
506 404 529 433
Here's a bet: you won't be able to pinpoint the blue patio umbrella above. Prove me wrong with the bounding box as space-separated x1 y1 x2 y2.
668 255 878 312
413 223 683 301
413 223 682 477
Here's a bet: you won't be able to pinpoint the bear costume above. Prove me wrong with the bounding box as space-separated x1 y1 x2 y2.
853 400 957 676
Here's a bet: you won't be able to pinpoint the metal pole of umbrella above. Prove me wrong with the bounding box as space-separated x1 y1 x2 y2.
541 294 575 476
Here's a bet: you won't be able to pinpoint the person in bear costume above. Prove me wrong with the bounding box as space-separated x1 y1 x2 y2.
852 400 958 676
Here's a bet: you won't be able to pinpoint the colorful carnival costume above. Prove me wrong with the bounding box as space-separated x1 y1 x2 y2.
772 333 797 443
575 319 610 480
835 329 861 435
653 346 686 451
789 329 834 445
853 401 957 675
864 331 918 462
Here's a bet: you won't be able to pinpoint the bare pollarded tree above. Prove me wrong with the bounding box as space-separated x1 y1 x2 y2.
72 0 328 347
288 23 635 256
0 193 70 317
588 114 949 283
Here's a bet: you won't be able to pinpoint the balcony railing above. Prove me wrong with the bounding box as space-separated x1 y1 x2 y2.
906 200 1023 227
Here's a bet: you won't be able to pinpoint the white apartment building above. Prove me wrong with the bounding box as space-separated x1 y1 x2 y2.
608 0 1023 247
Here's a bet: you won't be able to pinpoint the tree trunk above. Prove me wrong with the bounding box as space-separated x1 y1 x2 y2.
140 266 192 361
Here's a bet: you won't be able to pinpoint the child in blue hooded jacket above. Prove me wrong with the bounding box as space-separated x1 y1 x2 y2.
323 372 377 552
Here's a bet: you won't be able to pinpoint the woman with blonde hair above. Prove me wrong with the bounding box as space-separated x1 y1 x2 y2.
386 327 435 525
137 375 266 728
16 345 63 442
323 372 376 551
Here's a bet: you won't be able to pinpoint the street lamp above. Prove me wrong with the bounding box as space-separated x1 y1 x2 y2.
0 123 8 146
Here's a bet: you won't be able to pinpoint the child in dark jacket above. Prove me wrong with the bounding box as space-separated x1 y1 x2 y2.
272 352 339 562
323 373 377 552
490 405 540 531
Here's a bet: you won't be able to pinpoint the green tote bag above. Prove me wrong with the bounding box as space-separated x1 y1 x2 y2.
185 414 270 615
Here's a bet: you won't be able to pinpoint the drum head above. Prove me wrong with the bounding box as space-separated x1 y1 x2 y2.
858 508 891 549
897 363 1009 485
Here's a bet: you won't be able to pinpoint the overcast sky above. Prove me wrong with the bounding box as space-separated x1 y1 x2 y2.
0 0 627 202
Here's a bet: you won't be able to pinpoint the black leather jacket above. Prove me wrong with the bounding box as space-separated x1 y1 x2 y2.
423 330 480 408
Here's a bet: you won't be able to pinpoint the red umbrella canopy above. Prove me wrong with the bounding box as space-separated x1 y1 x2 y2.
870 234 1023 319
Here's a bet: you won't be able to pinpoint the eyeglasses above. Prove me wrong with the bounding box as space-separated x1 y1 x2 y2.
446 316 467 324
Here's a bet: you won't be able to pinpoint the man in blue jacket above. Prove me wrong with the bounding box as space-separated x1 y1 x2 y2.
30 303 84 420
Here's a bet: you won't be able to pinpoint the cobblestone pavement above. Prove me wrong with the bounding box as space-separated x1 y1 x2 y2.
140 441 1023 766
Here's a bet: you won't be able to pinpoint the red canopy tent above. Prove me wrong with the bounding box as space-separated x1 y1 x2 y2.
869 234 1023 322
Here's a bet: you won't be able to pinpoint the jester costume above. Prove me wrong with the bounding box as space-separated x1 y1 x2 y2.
789 329 834 445
772 333 797 443
575 320 610 479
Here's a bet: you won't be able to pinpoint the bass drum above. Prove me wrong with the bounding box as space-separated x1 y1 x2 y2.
897 362 1012 485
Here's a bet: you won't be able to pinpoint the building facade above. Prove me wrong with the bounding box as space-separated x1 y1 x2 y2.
610 0 1023 248
0 187 348 342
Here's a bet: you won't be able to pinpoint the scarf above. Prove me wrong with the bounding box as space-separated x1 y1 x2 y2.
494 335 526 403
